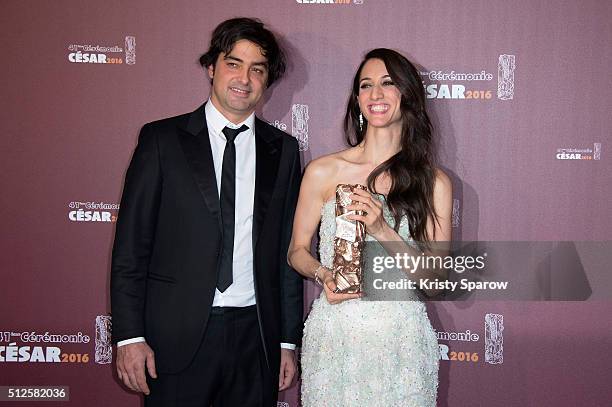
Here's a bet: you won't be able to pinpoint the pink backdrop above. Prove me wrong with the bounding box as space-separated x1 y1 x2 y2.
2 0 611 405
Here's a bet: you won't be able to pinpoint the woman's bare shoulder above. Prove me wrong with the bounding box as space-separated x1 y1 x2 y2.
303 149 353 197
434 168 452 193
304 149 352 177
432 168 453 208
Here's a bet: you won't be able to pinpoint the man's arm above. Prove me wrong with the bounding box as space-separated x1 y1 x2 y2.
278 139 303 391
111 123 161 342
279 139 304 347
111 124 162 394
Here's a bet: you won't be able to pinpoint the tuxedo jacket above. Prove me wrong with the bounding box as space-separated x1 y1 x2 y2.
110 103 303 375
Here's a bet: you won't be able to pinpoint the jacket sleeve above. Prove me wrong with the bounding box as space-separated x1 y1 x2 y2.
110 124 162 344
279 138 304 346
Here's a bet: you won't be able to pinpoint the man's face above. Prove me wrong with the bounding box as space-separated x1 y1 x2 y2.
208 39 269 124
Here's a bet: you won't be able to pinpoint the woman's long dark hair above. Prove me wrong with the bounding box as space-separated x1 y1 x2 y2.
344 48 438 242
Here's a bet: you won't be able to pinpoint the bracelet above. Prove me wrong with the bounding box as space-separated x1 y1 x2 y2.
313 264 325 286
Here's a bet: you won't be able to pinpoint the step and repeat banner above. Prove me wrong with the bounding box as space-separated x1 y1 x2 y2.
2 0 611 406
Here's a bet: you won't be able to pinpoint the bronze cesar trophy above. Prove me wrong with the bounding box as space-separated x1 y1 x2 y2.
332 184 367 294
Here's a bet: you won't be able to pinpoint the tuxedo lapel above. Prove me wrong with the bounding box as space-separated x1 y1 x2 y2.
252 118 282 250
178 103 222 233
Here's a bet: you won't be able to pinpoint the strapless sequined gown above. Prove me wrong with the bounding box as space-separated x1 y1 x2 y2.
301 199 439 407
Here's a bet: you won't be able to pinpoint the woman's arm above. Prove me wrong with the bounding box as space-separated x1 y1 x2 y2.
287 160 327 279
287 158 361 303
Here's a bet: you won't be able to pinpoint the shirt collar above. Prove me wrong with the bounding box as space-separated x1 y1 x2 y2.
205 99 255 140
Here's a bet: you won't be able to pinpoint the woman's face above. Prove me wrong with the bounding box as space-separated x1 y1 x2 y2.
357 58 402 130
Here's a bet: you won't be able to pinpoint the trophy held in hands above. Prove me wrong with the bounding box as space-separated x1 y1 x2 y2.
333 184 367 294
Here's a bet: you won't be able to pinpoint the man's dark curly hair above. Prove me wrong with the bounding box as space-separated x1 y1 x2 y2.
199 17 286 87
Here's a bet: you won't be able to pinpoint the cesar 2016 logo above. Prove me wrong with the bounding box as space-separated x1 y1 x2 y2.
67 36 136 65
422 54 516 101
437 313 504 365
67 201 119 223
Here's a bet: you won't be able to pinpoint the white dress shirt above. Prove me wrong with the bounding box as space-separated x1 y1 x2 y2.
118 100 294 350
206 100 257 308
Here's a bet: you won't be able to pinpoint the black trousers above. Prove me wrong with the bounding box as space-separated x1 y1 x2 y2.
145 305 275 407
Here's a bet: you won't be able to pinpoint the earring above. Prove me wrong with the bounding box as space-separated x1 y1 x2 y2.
359 112 363 132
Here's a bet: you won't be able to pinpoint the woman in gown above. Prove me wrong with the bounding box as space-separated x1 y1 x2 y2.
288 48 452 406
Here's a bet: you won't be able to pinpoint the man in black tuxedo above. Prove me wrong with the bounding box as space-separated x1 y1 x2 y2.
111 18 303 406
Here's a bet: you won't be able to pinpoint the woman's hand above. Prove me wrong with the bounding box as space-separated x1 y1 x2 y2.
346 188 390 240
318 267 361 304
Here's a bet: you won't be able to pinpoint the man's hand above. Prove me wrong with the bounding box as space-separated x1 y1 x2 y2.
278 348 297 391
116 342 157 395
